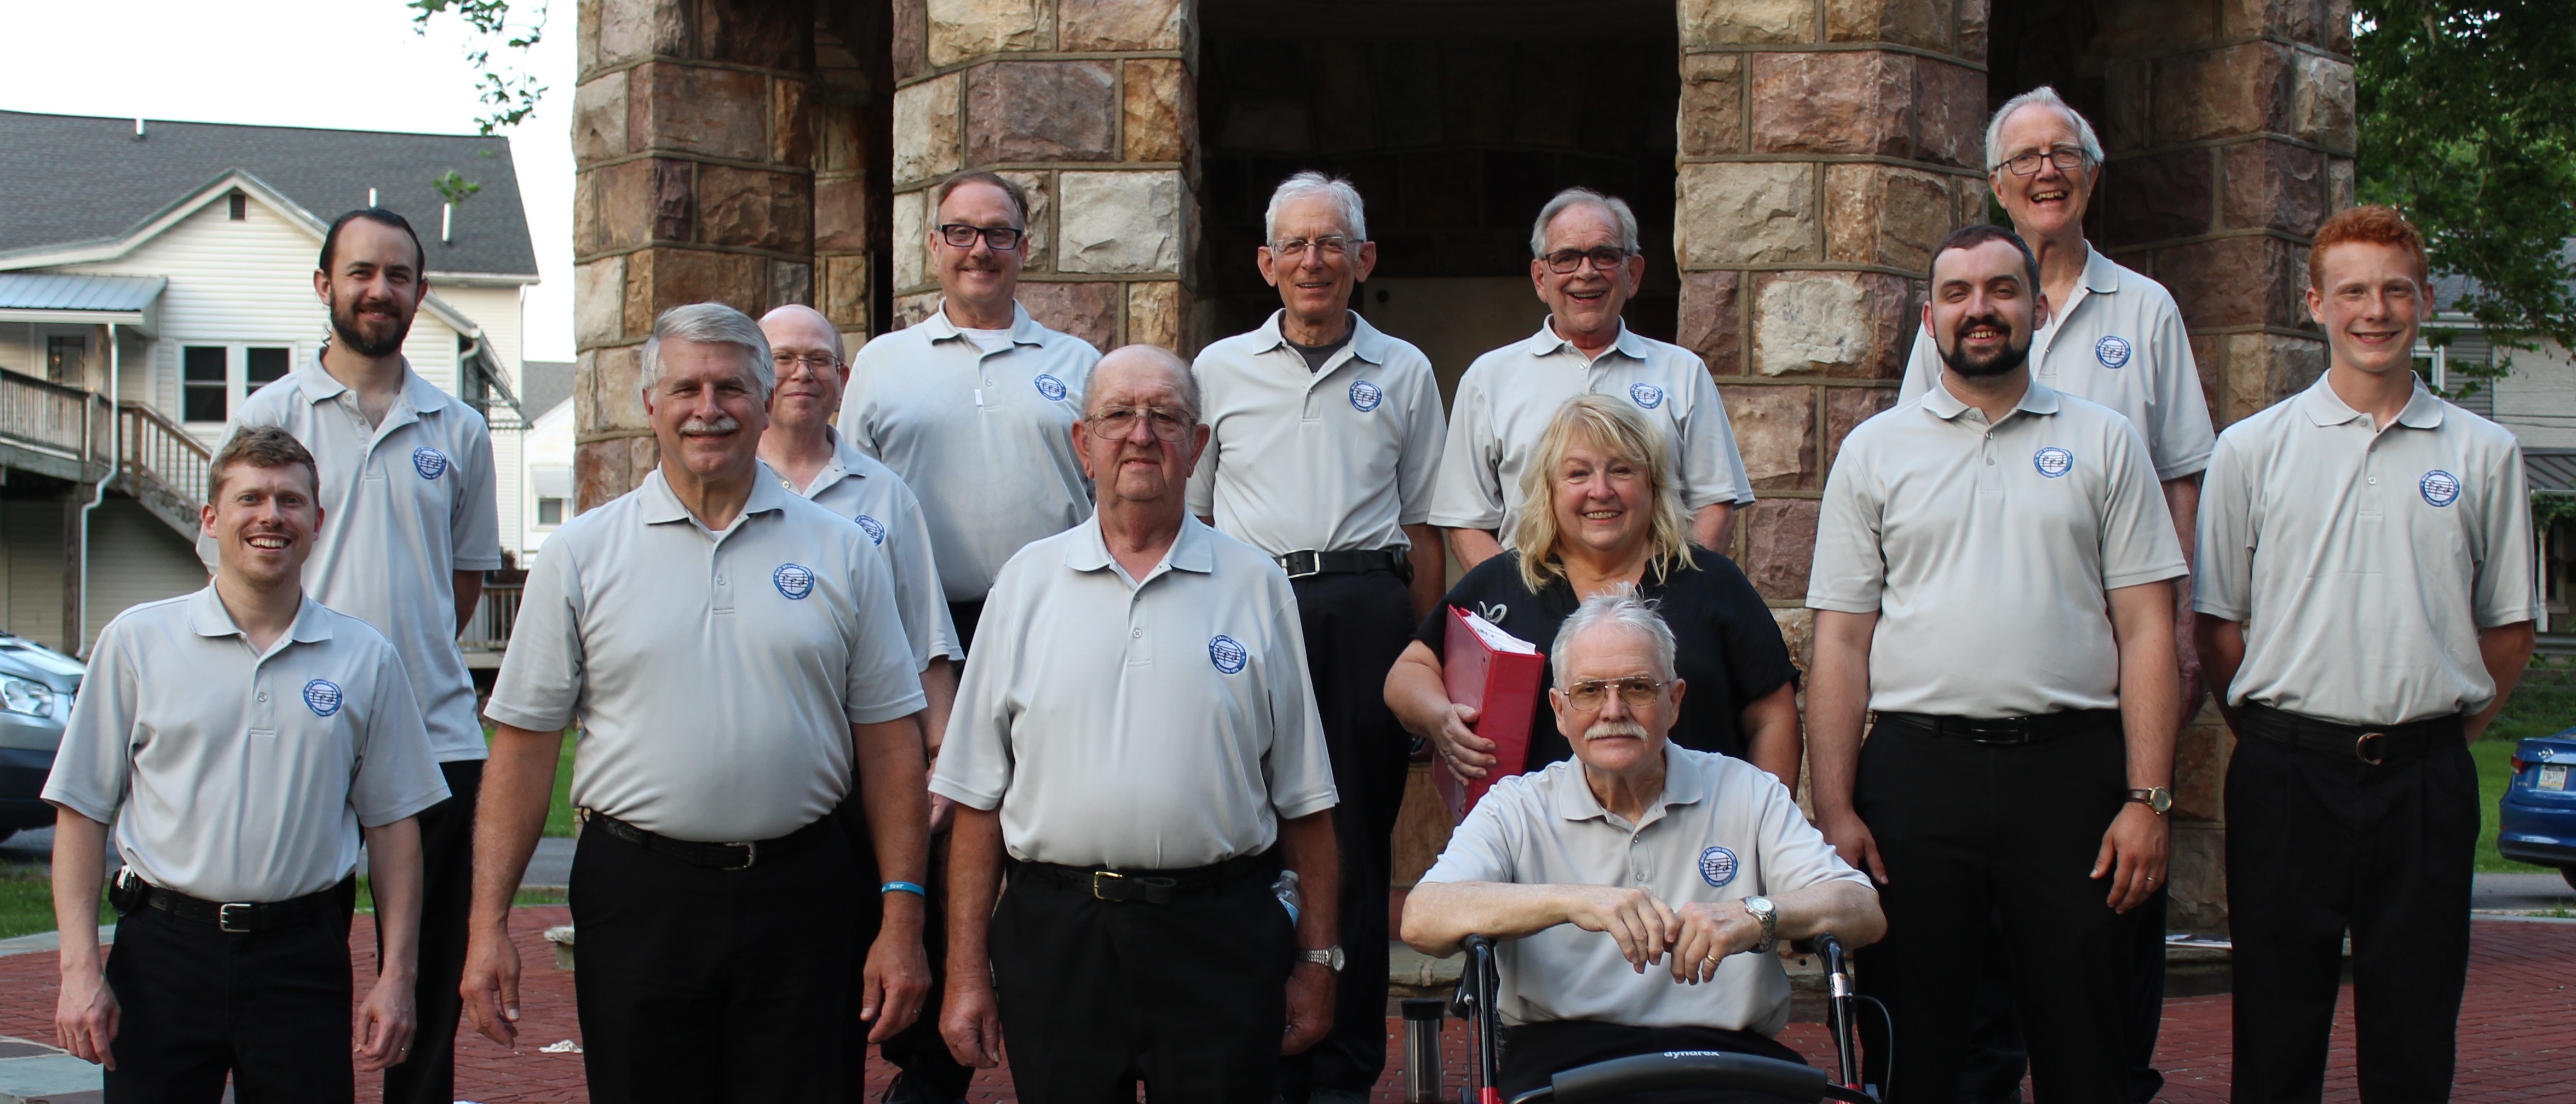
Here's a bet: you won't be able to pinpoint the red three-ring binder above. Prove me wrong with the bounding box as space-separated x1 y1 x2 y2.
1432 606 1544 820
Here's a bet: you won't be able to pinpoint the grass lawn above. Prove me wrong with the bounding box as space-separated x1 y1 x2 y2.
2475 657 2576 873
0 860 90 940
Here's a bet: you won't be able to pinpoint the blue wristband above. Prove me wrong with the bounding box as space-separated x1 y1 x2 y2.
881 881 928 897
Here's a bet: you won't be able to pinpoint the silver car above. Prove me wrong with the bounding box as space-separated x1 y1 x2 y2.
0 633 84 843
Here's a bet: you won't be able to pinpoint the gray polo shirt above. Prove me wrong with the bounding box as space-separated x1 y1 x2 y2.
1807 380 2187 716
788 430 962 669
205 358 505 764
487 468 928 843
1186 311 1447 556
930 514 1339 869
1430 319 1752 541
2194 374 2542 726
1899 245 2217 481
44 587 448 902
1420 743 1867 1034
842 301 1101 601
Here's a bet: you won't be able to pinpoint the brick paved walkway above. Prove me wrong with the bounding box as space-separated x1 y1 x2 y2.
3 915 2569 1101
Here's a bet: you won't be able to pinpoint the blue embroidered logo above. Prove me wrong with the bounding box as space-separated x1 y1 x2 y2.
2095 335 2134 370
1034 374 1069 402
853 514 886 544
303 679 343 717
2420 469 2461 507
1698 846 1739 888
2033 447 2075 478
773 563 815 600
412 447 449 480
1629 382 1665 409
1209 635 1249 675
1349 380 1383 412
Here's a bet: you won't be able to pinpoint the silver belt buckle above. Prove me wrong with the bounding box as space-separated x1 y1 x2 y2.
1277 551 1321 579
217 902 254 933
723 841 758 871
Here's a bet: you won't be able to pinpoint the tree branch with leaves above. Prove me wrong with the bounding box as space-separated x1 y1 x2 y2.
410 0 550 136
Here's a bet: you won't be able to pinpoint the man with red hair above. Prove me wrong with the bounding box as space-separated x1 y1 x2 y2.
2195 204 2540 1102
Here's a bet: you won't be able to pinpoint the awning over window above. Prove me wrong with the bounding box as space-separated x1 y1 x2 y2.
0 273 165 332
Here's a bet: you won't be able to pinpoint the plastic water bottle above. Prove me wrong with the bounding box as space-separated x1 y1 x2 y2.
1274 870 1302 925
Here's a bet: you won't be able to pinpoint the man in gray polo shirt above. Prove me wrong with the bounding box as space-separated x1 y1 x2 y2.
933 346 1343 1103
49 426 449 1102
462 304 933 1103
1430 187 1751 569
199 208 503 1104
759 302 964 1104
1188 171 1445 1104
843 170 1101 651
2196 205 2539 1103
1404 590 1881 1097
1806 225 2186 1103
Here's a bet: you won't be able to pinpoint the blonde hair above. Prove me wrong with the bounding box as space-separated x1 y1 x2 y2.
1507 394 1694 594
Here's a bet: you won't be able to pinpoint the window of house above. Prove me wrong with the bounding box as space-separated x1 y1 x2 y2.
228 192 248 220
537 498 565 526
245 347 291 393
182 346 229 422
45 336 85 385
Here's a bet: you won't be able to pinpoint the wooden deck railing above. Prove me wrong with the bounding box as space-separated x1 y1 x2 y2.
0 368 104 465
119 402 210 513
461 584 523 652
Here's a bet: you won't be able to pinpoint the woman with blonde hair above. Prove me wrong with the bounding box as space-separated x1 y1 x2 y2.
1385 395 1801 786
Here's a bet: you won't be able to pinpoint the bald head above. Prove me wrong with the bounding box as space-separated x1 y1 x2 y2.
1087 344 1199 421
757 303 848 437
759 304 843 364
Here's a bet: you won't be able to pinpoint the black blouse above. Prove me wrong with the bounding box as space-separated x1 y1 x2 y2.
1413 547 1798 771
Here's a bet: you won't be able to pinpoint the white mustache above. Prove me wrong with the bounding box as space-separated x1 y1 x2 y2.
679 415 740 436
1583 720 1650 742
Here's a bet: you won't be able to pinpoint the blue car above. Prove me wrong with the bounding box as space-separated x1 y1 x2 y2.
2500 726 2576 890
0 632 85 844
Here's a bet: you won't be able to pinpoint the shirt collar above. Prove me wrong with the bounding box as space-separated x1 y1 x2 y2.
1525 317 1648 362
635 464 795 528
2295 371 2447 430
1921 376 2062 422
1550 741 1711 830
919 300 1039 346
1062 510 1217 582
799 427 871 499
185 584 335 645
2078 243 2120 296
290 354 445 415
1250 310 1389 369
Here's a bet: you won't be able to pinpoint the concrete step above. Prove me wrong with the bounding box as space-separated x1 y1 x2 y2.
0 1037 100 1104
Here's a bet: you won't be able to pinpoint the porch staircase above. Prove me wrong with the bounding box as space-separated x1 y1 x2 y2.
0 367 208 539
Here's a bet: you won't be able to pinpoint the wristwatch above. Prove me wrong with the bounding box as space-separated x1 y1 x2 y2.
1741 896 1778 955
1297 946 1345 973
2125 786 2174 815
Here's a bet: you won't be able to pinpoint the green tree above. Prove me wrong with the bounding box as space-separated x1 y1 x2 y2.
2355 1 2576 360
409 0 549 136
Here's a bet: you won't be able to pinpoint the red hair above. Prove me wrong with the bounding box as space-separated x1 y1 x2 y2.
2309 205 2429 290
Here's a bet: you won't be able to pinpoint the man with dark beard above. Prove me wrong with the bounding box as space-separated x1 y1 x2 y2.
205 209 502 1104
1803 225 2186 1103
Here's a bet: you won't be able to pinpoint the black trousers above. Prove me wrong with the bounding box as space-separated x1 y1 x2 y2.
381 757 479 1104
991 857 1296 1103
1958 887 2167 1104
948 600 986 656
1500 1020 1809 1104
101 889 356 1103
1854 718 2137 1103
571 818 859 1104
840 804 971 1102
1278 568 1417 1099
2226 727 2476 1103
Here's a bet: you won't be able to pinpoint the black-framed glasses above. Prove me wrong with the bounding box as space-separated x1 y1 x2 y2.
1085 406 1192 441
771 352 840 372
1542 247 1631 275
1271 235 1355 261
939 223 1026 250
1563 676 1667 710
1998 147 2090 176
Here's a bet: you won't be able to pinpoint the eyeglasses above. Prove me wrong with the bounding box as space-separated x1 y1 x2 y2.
1542 247 1631 275
1563 676 1667 710
939 223 1026 250
1271 235 1355 261
771 352 840 372
1085 406 1192 441
1997 147 2090 176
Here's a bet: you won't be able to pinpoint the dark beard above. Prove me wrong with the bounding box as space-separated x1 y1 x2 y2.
330 294 411 358
1939 313 2031 378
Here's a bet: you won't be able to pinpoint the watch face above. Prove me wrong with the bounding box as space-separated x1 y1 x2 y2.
2154 789 2174 814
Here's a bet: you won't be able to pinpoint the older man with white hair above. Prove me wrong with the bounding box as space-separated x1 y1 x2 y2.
1403 590 1881 1102
1188 171 1445 1104
1430 187 1751 570
463 303 934 1103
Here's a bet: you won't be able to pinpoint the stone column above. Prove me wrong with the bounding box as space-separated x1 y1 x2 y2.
2090 0 2355 933
571 0 820 508
1672 0 1993 663
888 0 1199 352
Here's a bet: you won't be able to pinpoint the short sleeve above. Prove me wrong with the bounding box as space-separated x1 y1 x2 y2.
2472 436 2543 628
348 648 450 827
1805 433 1888 613
485 537 586 732
2190 429 2257 621
1427 366 1505 530
929 566 1022 812
2094 418 2189 591
41 618 141 824
841 535 932 724
1746 772 1868 896
1896 323 1940 406
1418 778 1532 885
1258 586 1340 821
2143 302 2216 481
1395 352 1448 526
449 419 505 572
1675 361 1754 509
886 484 963 665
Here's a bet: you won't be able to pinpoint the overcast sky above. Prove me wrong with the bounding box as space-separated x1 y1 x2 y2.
3 0 579 362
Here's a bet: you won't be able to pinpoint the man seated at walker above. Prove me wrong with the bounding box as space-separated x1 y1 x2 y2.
1401 590 1884 1103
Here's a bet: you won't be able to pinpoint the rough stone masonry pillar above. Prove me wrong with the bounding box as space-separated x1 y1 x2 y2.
2089 0 2357 933
887 0 1200 352
571 0 821 509
1671 0 1991 673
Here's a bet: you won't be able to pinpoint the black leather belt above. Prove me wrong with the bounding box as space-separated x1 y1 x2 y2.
1276 547 1408 580
1014 851 1275 905
2235 702 2463 766
129 872 352 933
582 808 832 870
1875 709 2120 746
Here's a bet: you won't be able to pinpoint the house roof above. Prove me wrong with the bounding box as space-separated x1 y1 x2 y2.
0 110 538 281
520 360 575 416
2431 240 2576 318
0 273 165 312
